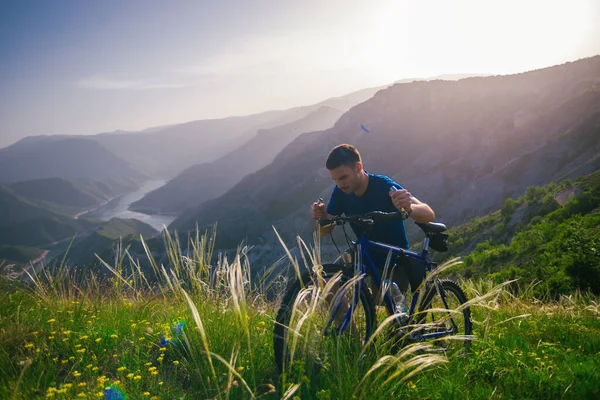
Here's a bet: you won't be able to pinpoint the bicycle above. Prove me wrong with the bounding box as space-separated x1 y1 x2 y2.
273 210 472 373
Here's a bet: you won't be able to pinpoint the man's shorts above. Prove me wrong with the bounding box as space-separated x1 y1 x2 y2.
333 247 426 298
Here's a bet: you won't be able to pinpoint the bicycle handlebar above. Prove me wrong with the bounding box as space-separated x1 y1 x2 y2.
318 210 409 227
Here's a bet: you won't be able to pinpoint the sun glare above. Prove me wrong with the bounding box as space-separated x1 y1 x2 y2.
358 0 597 81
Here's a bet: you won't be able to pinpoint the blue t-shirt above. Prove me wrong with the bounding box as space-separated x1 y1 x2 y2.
326 173 410 251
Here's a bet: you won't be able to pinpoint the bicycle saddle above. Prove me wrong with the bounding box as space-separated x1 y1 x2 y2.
415 221 447 234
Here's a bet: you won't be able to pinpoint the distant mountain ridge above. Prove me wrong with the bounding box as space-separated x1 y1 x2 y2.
130 106 345 214
168 56 600 268
0 138 145 183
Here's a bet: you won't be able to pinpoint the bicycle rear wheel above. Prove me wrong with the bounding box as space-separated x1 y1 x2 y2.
414 279 472 357
273 263 376 373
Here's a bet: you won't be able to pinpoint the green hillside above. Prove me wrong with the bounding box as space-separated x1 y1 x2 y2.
9 178 100 208
58 218 158 268
434 169 600 296
0 216 98 247
0 244 44 265
97 218 158 240
0 186 59 226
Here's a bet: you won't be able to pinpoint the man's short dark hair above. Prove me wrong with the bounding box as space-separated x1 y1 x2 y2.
326 144 362 170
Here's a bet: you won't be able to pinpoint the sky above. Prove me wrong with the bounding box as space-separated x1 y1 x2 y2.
1 0 599 148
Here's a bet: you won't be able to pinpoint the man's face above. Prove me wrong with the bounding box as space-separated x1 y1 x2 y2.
329 163 361 194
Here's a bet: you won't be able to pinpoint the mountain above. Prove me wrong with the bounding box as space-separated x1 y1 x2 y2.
0 244 45 266
0 215 98 247
92 87 384 178
169 56 600 268
9 178 103 209
0 137 145 183
1 177 140 225
55 218 158 268
0 185 61 226
129 106 345 214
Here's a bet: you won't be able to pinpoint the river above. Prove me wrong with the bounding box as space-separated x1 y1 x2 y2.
87 180 177 231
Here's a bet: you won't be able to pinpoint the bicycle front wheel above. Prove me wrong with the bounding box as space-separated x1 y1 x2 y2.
273 263 376 373
415 279 472 357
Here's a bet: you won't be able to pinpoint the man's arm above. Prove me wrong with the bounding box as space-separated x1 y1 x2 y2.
310 200 336 236
389 189 435 223
407 196 435 223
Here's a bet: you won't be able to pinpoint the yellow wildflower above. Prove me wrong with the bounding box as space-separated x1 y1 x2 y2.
110 334 118 339
117 366 127 372
96 392 103 398
95 338 102 343
159 347 166 352
113 380 121 385
25 343 34 349
80 335 89 340
148 366 157 372
77 392 86 398
73 371 82 377
134 375 142 381
75 344 82 348
158 381 163 386
47 319 56 323
48 336 55 340
143 392 150 396
63 383 73 389
86 364 93 369
78 382 87 387
173 360 179 366
76 349 86 354
151 371 158 376
127 373 134 379
63 330 72 335
46 393 55 398
61 360 68 364
92 367 99 372
145 362 153 366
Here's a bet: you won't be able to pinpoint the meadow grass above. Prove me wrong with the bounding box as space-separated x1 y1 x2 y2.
0 229 599 399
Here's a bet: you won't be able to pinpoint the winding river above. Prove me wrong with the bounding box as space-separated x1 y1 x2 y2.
87 180 177 231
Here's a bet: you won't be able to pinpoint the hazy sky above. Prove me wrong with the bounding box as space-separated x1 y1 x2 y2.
1 0 598 148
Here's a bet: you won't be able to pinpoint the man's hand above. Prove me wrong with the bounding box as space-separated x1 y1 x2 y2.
310 201 329 220
389 188 412 212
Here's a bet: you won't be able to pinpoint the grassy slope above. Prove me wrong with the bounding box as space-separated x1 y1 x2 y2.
0 278 598 399
0 229 598 399
428 169 600 296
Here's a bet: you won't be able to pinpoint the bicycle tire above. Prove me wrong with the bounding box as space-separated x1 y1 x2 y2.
273 263 376 373
414 279 472 356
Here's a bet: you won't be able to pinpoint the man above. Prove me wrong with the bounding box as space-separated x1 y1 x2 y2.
310 143 435 310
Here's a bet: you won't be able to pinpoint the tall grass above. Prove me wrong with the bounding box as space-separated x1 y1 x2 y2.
1 227 599 399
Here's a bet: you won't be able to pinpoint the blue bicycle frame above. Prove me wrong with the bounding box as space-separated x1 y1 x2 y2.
330 233 458 341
